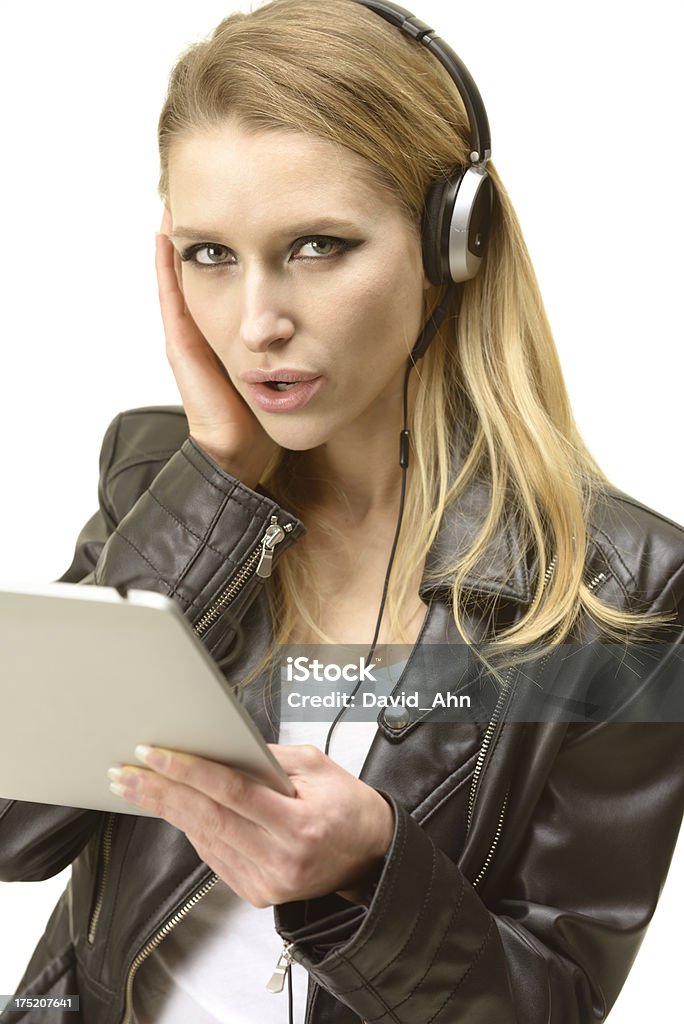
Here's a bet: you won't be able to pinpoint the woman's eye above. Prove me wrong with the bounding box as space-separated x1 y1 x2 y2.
180 243 234 268
292 236 348 259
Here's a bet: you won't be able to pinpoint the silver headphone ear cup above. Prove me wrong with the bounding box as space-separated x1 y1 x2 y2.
447 168 493 283
423 169 493 285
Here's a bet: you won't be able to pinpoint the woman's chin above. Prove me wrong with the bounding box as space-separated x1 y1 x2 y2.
259 418 335 454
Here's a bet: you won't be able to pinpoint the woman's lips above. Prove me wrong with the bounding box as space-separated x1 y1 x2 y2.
245 377 323 412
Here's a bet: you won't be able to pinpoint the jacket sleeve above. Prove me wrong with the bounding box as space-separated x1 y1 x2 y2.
0 408 304 882
275 565 684 1022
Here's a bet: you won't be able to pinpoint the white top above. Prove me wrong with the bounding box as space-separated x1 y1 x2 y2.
131 662 406 1024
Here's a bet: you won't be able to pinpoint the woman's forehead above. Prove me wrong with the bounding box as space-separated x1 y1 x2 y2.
167 121 399 229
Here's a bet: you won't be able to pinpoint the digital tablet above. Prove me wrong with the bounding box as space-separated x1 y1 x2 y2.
0 582 294 816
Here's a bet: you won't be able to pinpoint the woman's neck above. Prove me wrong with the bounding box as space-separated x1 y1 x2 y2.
292 365 417 525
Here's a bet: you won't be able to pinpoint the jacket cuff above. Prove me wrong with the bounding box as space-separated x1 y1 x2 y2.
275 796 501 1022
93 437 305 656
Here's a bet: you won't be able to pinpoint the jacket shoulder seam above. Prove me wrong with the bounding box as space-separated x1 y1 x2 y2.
644 557 684 615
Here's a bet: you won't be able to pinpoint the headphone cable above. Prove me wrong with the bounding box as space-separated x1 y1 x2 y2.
323 282 456 756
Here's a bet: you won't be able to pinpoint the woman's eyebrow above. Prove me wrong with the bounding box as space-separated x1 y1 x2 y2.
169 218 362 242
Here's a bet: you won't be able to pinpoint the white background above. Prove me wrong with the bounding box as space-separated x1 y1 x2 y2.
0 1 681 1020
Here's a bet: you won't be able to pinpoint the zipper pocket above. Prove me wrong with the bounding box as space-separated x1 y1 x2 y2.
465 665 515 837
120 873 219 1024
193 516 293 638
465 553 558 878
466 560 607 885
87 813 115 943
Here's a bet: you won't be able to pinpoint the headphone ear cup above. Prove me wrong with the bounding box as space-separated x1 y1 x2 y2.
422 178 454 286
423 168 493 285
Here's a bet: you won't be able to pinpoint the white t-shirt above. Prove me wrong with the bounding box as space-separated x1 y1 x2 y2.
131 661 406 1024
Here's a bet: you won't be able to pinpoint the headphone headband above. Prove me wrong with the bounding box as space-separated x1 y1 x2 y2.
352 0 491 164
351 0 494 288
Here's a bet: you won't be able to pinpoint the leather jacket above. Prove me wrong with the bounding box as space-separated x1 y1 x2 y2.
1 405 683 1024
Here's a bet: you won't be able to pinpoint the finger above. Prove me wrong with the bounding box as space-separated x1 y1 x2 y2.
158 206 184 298
108 764 272 860
134 745 293 828
186 831 278 908
267 742 331 777
160 205 172 233
155 232 188 332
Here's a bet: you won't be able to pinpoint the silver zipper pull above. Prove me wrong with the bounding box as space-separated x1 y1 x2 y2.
256 517 290 579
266 942 294 993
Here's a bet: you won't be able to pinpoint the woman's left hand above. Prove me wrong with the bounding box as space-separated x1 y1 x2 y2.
107 744 394 907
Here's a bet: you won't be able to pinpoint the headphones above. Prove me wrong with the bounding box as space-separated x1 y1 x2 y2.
352 0 493 287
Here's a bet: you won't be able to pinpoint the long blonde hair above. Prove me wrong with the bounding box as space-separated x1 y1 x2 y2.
157 0 674 676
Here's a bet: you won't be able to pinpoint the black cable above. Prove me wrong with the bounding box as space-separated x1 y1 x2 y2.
323 285 455 756
286 962 293 1024
324 361 412 755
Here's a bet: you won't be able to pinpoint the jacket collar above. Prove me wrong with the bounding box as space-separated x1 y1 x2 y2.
419 475 534 606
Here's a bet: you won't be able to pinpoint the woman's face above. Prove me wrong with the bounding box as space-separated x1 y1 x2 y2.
167 120 428 453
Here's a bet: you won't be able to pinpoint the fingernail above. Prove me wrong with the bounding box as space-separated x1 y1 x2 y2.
107 766 142 789
109 781 127 799
135 744 168 770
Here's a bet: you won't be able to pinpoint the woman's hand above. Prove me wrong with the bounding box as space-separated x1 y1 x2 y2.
156 207 278 489
107 743 394 907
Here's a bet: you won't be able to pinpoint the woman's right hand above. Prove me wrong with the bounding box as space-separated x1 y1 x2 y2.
155 207 278 489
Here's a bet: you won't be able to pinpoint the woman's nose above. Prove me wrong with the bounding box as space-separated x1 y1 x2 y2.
238 270 295 352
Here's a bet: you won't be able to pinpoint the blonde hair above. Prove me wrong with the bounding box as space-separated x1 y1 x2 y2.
157 0 675 681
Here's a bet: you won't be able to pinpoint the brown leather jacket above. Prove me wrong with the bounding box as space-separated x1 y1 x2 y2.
1 406 683 1024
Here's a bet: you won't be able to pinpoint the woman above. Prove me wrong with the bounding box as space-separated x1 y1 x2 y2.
1 1 682 1022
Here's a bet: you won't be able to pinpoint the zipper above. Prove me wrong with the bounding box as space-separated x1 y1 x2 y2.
471 790 509 889
465 559 608 886
120 873 219 1024
465 664 515 836
266 941 295 993
465 553 558 876
117 513 295 1024
87 813 115 943
193 516 293 638
587 571 606 592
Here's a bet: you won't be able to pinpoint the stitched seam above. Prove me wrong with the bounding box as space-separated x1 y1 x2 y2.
96 529 170 588
168 490 247 598
100 822 136 964
107 452 180 484
414 753 481 824
367 845 438 985
587 524 638 590
333 951 401 1024
337 809 408 961
181 446 274 518
102 531 221 613
334 844 441 997
645 558 684 613
301 811 410 984
587 539 631 603
387 869 467 1012
426 915 495 1024
146 489 229 561
70 954 115 996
